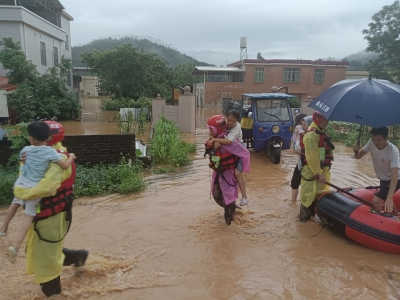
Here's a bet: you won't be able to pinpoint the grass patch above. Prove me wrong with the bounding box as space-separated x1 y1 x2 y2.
151 115 197 167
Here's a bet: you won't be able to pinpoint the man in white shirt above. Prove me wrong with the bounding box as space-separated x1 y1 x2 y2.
353 127 400 213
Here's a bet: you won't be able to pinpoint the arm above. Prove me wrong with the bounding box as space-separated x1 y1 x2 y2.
303 132 323 176
55 153 76 170
385 168 399 212
353 140 370 159
210 137 232 145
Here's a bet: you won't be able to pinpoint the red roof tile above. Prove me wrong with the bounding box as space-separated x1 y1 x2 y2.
0 77 17 92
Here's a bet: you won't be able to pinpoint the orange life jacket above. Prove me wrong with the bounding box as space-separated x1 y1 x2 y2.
300 127 334 167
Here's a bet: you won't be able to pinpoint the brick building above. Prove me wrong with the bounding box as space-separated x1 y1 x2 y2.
0 0 74 91
192 59 350 115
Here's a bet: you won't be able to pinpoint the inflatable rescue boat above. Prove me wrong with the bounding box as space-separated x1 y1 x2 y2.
316 186 400 254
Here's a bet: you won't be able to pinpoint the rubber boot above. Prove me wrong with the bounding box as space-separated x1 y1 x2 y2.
299 204 311 223
40 275 61 297
63 248 89 267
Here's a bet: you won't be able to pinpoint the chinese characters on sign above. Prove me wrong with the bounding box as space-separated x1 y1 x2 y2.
315 101 330 112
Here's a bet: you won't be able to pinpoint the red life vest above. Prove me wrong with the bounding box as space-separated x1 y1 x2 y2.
205 147 238 171
300 127 334 167
35 150 76 220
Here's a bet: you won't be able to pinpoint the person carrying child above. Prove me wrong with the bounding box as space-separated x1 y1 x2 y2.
208 110 250 206
0 121 76 263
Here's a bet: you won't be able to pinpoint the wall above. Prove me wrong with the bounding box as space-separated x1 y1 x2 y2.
0 21 22 76
0 89 9 117
0 134 136 166
346 70 370 79
80 76 99 97
204 82 244 107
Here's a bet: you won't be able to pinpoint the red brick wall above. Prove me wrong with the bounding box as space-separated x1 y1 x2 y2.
0 134 136 166
204 63 347 107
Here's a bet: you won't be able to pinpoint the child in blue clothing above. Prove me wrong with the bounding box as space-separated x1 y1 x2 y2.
0 121 76 263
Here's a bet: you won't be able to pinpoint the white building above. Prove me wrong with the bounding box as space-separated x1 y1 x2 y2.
0 0 73 90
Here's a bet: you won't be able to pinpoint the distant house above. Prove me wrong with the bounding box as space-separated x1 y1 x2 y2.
0 76 16 121
0 0 74 91
192 59 350 115
346 70 370 80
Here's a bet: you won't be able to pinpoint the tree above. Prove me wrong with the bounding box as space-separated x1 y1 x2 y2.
171 64 203 90
81 44 173 99
362 1 400 82
0 38 80 122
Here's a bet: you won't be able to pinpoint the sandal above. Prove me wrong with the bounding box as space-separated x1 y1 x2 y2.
6 246 18 264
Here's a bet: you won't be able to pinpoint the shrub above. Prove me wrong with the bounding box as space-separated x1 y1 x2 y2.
151 115 196 166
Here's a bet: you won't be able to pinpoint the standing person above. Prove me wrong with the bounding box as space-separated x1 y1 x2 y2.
0 121 76 263
209 110 250 206
353 127 400 214
291 113 307 150
299 111 334 222
10 121 88 297
290 116 313 201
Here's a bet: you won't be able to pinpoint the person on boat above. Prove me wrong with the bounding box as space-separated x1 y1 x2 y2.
299 111 334 222
290 116 312 202
205 115 250 225
12 121 89 297
353 127 400 214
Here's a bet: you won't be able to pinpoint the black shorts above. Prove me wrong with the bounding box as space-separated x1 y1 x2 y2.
374 180 400 201
291 165 302 189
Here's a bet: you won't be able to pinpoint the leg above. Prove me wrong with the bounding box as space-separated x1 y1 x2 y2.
0 203 20 234
13 214 34 251
372 196 384 211
291 165 301 201
40 276 61 297
235 168 247 198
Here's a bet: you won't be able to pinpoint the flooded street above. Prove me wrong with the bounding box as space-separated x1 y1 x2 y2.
1 107 400 300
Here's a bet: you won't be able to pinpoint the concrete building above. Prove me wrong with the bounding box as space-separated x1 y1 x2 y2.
192 59 350 115
0 76 16 120
0 0 73 90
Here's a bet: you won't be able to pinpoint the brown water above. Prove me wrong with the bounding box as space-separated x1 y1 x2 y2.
1 108 400 300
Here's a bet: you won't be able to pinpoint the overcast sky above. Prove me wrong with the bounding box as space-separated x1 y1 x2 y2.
64 0 394 65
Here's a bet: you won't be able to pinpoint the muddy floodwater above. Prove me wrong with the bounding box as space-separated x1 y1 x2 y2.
1 107 400 300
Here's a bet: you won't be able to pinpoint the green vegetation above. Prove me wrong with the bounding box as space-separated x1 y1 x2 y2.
288 97 300 108
326 122 400 148
0 38 80 122
103 96 152 111
151 116 196 167
363 1 400 82
72 35 211 68
0 159 145 205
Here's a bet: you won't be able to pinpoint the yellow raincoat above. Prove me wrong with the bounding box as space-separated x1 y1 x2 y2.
14 142 72 284
300 122 331 208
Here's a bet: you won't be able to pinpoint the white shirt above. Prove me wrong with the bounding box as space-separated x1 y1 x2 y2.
225 122 243 143
362 139 400 181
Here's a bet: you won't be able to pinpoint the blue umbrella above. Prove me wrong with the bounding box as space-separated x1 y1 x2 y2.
308 78 400 128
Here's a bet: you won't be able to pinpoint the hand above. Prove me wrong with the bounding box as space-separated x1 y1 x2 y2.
214 141 221 149
318 173 326 183
70 153 76 160
209 138 215 143
353 145 360 153
20 153 27 164
385 197 394 213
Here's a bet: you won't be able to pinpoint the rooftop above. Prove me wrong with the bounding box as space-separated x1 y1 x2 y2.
0 77 17 92
228 59 350 67
191 66 246 75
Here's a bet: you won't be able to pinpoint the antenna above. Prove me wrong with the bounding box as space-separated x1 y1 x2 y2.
240 37 248 60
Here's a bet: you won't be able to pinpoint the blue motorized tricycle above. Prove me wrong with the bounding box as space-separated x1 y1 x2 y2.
239 93 295 164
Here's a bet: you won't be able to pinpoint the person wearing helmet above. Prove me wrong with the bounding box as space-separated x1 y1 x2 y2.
299 111 334 222
290 116 313 202
4 121 88 297
205 115 250 224
1 121 76 263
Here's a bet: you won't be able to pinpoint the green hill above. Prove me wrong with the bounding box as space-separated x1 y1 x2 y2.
72 35 212 68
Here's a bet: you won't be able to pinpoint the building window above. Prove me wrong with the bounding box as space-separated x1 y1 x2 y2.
40 42 47 66
314 69 325 83
65 34 69 50
66 71 71 86
283 68 300 83
53 47 59 67
254 68 264 82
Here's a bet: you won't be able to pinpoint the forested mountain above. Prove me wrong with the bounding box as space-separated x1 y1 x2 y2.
72 35 212 68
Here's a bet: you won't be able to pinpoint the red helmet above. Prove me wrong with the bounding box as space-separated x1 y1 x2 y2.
44 121 65 146
312 111 326 126
207 115 226 135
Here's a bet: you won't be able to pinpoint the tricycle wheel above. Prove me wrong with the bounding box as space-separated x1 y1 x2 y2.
270 145 281 164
